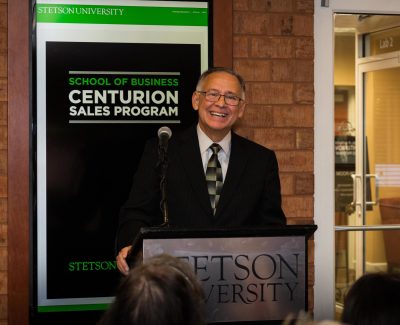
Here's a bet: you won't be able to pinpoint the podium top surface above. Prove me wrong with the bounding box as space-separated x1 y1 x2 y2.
135 224 317 242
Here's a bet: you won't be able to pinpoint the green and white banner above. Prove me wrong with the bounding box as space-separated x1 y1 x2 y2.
34 0 210 320
36 3 208 25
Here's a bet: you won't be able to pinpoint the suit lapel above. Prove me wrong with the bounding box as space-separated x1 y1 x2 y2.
176 127 214 215
215 133 249 217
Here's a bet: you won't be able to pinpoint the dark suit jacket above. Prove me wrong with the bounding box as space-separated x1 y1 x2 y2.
116 125 286 251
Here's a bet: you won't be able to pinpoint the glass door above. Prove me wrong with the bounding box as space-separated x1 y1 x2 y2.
357 55 400 273
334 16 400 317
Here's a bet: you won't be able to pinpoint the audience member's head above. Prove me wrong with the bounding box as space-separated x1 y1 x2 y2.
98 254 205 325
341 272 400 325
283 310 342 325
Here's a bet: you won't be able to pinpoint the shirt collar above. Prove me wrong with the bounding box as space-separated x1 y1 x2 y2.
197 124 231 155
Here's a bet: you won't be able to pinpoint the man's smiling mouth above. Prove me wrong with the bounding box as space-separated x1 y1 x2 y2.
210 112 227 118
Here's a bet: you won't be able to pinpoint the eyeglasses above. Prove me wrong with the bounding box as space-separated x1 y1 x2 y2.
197 90 243 106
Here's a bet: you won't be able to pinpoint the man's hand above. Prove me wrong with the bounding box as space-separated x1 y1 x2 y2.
116 245 132 276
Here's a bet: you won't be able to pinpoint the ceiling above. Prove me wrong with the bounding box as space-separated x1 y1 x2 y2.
335 14 400 34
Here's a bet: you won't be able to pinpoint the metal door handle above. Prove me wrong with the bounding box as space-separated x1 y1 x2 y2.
366 174 379 206
351 174 362 206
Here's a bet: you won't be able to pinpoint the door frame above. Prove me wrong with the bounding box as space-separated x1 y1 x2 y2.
314 0 400 320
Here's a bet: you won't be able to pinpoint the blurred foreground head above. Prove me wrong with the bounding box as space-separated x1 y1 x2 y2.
341 272 400 325
99 254 206 325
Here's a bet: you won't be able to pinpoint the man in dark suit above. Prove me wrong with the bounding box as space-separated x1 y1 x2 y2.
116 67 286 275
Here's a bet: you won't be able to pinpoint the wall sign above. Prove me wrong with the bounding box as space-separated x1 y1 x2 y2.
33 0 211 319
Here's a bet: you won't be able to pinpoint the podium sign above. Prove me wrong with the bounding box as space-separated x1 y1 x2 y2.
136 226 315 323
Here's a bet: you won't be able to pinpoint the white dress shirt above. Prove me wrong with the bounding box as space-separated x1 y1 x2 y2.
197 124 231 181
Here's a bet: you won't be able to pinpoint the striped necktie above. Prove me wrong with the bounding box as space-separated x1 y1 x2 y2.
206 143 223 215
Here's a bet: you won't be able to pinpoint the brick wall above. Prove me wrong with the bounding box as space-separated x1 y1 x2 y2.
232 0 314 223
0 0 6 323
232 0 315 309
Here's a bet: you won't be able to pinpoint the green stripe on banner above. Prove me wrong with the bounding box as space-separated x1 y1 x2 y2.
36 4 208 26
38 303 109 312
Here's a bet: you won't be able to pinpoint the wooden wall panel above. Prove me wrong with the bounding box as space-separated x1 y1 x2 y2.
8 0 30 324
213 0 233 68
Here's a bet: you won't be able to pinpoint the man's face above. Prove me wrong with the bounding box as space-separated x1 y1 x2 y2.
192 71 245 141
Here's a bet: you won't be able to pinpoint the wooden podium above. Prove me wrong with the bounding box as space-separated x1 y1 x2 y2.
129 225 317 324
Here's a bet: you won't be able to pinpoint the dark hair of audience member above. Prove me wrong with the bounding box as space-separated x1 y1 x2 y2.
341 272 400 325
98 254 206 325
